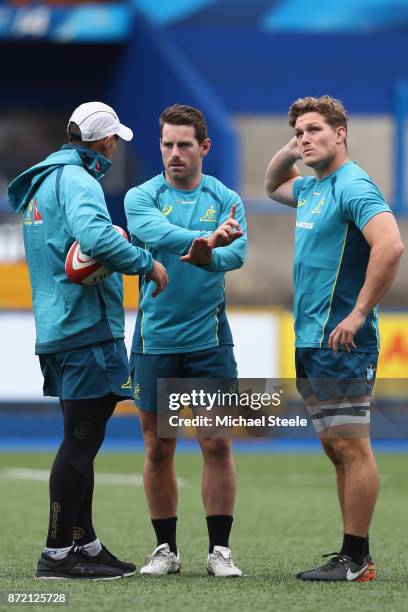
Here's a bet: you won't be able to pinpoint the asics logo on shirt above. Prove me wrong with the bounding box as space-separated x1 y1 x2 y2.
162 206 173 216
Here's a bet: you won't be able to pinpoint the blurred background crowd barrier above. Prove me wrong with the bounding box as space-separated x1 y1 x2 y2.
1 0 407 446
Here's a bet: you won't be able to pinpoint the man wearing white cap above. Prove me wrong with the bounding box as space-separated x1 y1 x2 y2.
68 101 134 143
8 102 168 579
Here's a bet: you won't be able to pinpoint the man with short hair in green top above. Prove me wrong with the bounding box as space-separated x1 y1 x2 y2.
125 104 247 577
265 95 404 582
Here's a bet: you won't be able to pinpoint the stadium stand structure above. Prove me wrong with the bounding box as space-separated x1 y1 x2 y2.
0 0 407 304
134 0 408 31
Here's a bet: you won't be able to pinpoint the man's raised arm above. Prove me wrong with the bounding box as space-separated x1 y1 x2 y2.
265 137 302 207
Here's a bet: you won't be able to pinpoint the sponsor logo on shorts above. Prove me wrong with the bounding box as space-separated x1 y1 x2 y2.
134 384 141 400
121 376 132 389
366 364 376 382
200 208 217 222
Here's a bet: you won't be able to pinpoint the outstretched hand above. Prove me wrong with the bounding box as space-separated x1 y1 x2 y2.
207 204 243 248
180 237 212 266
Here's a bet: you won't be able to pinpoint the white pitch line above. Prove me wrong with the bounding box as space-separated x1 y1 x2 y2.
1 468 185 487
286 473 393 485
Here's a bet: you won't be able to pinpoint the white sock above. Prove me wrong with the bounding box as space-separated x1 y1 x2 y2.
44 545 72 560
77 538 102 557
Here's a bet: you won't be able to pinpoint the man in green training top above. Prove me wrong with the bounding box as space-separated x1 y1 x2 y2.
125 104 247 577
265 95 403 582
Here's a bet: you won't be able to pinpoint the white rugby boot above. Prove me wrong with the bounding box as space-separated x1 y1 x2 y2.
206 545 242 577
140 544 181 576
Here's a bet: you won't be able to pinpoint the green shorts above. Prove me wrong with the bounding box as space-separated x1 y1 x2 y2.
129 345 238 412
39 339 132 400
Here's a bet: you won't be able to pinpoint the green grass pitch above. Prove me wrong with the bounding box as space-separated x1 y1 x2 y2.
1 451 408 611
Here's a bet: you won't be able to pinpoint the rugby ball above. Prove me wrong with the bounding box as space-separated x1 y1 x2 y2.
65 225 128 285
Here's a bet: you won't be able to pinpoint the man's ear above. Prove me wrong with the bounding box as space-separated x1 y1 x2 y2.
93 136 109 157
337 126 347 144
102 136 112 155
201 138 211 158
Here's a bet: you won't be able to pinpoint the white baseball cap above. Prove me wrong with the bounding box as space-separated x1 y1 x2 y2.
67 101 133 142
